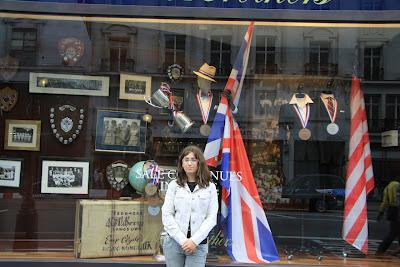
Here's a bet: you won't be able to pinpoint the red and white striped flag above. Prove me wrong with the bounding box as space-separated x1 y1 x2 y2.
343 76 374 254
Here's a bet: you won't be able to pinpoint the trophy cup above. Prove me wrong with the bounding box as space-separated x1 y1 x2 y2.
145 82 171 109
145 82 194 133
174 111 194 133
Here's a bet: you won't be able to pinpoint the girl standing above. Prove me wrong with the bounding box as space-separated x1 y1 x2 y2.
162 146 218 267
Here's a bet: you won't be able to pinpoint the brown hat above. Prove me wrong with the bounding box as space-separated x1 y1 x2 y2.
193 63 216 82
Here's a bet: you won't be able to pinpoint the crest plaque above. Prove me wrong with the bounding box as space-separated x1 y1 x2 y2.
49 104 85 144
106 161 129 191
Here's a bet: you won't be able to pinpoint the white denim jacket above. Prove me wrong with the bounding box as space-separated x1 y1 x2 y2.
161 179 218 246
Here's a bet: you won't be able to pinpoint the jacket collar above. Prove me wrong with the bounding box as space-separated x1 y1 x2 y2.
184 182 199 193
289 94 313 108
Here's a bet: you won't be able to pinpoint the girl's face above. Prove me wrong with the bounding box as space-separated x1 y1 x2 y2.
182 152 199 177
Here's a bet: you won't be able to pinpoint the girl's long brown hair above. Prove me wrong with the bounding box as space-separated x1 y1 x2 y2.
176 145 211 188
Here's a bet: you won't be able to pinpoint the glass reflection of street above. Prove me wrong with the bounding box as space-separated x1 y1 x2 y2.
268 203 395 258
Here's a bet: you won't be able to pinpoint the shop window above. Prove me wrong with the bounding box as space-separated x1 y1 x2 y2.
10 28 37 66
2 9 400 259
305 40 337 76
255 36 277 74
210 35 231 76
384 94 400 130
365 94 381 132
363 46 383 81
164 34 186 71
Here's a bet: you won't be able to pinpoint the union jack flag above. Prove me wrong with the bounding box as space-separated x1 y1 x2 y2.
204 22 279 263
343 76 374 253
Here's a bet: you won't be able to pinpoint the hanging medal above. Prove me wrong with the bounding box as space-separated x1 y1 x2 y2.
292 104 311 140
196 91 213 136
323 96 339 135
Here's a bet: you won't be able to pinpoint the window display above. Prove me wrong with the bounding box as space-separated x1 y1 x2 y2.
0 2 400 264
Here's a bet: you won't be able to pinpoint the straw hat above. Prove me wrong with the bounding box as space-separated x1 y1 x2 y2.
193 63 216 82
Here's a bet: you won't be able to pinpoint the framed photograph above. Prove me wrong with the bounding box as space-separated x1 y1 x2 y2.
41 160 89 194
5 119 41 151
95 109 147 154
29 72 109 97
160 89 185 114
119 73 151 101
0 159 22 188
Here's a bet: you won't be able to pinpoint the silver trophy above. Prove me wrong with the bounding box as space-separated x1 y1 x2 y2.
145 82 171 108
174 111 194 133
145 82 194 133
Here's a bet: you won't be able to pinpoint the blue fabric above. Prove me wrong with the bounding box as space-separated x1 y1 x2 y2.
163 235 208 267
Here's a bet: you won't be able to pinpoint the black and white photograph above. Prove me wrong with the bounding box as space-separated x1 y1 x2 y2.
41 160 89 194
29 72 109 97
125 80 146 95
47 166 83 188
95 110 146 154
0 159 22 188
11 127 33 144
4 120 41 151
119 73 151 101
102 117 141 147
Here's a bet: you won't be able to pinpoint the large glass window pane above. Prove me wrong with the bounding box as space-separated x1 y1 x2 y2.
0 9 400 265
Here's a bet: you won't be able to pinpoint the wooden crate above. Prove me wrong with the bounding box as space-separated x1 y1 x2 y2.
74 199 162 258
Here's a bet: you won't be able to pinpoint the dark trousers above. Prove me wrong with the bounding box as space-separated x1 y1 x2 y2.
377 220 400 253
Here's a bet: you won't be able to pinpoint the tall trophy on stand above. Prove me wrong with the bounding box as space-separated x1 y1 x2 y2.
145 82 194 133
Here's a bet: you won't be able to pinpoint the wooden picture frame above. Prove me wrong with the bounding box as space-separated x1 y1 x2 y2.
4 119 41 151
29 72 109 96
119 73 151 101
